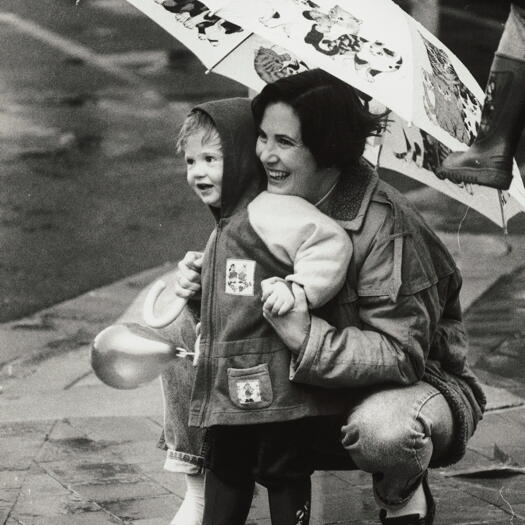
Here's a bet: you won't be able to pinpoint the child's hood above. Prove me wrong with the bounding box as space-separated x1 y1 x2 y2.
194 97 265 220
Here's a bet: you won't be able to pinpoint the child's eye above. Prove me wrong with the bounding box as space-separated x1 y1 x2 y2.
205 155 217 162
185 158 194 166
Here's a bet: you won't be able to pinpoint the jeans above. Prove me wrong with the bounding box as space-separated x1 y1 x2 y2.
340 381 454 509
156 304 205 474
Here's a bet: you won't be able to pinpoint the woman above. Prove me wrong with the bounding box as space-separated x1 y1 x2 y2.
167 69 486 525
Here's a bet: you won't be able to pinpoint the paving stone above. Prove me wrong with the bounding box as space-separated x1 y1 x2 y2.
0 420 53 438
7 510 124 524
245 519 271 525
139 468 187 496
507 503 525 522
328 469 373 488
74 479 169 503
458 475 525 507
311 472 377 524
102 494 179 521
41 459 146 486
0 470 25 490
441 446 495 475
20 465 71 497
432 479 516 524
47 419 88 440
245 483 270 521
0 488 19 509
105 439 165 466
133 518 166 525
10 491 101 520
468 412 525 457
69 416 161 443
0 437 45 470
37 435 121 463
4 350 93 397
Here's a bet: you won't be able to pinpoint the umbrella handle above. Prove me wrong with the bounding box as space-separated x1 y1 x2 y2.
143 280 187 328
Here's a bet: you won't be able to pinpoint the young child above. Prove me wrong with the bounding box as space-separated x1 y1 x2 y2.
164 97 351 525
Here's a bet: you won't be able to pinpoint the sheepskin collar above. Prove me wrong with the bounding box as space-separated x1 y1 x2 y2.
325 158 379 232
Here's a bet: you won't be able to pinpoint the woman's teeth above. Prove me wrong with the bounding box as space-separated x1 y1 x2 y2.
267 169 289 180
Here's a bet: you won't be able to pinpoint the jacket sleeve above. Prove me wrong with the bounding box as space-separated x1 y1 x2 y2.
248 192 352 308
289 207 446 389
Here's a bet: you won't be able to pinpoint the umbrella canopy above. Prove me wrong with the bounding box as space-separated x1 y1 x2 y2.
205 0 482 149
124 0 525 227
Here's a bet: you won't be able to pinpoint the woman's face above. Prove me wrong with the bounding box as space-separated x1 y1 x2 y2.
256 102 338 204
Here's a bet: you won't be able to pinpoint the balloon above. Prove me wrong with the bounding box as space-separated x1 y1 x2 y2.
142 279 187 328
90 323 193 390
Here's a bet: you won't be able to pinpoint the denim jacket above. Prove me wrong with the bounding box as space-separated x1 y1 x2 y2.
289 161 486 466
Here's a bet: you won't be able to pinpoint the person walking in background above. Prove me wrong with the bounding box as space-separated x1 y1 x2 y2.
438 2 525 189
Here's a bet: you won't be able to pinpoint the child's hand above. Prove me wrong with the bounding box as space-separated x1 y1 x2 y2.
174 251 204 298
261 277 295 316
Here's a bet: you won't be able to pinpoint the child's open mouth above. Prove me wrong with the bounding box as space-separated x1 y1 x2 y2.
197 183 214 191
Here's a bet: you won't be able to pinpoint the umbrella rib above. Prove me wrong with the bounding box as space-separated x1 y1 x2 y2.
205 32 254 74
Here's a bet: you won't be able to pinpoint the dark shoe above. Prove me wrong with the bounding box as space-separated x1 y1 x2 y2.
379 471 435 525
437 53 525 190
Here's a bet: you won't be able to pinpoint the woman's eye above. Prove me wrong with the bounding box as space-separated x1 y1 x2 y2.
257 130 267 141
277 138 292 147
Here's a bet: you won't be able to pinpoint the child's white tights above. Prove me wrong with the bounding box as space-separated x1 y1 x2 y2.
171 472 205 525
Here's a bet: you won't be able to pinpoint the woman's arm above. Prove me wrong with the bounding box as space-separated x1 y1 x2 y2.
267 282 442 389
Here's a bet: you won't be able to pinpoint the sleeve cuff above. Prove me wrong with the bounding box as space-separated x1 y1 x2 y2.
289 315 324 384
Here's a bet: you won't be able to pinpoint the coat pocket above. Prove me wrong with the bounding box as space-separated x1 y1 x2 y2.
227 363 273 409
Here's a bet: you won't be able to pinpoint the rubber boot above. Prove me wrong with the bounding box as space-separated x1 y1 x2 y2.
437 53 525 190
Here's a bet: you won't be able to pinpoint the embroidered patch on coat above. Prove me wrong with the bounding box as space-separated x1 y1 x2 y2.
225 258 255 296
235 379 262 404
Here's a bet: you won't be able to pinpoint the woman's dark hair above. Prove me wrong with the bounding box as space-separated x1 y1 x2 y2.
252 68 387 171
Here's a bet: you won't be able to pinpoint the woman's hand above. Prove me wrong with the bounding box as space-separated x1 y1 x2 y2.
174 251 204 298
262 282 311 353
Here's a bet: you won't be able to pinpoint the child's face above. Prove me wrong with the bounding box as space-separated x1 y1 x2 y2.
184 129 223 208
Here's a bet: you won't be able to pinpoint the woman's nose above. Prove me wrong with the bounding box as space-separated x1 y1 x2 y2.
257 142 277 164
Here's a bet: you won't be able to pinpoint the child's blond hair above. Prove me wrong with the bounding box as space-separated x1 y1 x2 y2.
176 109 221 154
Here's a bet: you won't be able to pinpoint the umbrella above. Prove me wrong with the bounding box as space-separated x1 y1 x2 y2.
364 111 525 227
124 0 525 227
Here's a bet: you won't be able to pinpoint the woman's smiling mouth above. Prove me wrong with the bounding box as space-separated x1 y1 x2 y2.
266 168 289 181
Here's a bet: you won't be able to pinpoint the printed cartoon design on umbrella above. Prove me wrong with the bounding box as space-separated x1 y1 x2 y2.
153 0 242 46
419 31 481 146
253 45 309 83
124 0 525 227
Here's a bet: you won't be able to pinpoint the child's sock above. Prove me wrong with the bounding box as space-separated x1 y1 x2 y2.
171 473 205 525
384 482 427 519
